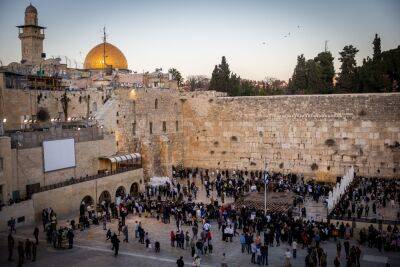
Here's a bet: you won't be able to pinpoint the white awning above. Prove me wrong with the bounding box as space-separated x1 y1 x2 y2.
100 153 141 163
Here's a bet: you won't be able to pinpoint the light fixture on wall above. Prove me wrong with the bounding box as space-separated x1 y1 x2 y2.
2 118 6 123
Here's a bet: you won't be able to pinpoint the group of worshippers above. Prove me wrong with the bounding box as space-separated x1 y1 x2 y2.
330 177 400 221
8 233 38 267
41 208 74 250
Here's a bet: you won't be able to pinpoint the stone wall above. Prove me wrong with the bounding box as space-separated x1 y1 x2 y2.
0 86 107 131
10 134 117 198
114 88 184 178
0 199 34 231
31 168 143 221
182 93 400 179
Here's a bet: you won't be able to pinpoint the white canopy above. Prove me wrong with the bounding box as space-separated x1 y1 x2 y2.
149 176 171 186
100 153 141 163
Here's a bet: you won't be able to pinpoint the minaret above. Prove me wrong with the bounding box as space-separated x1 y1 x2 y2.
102 26 107 69
17 4 46 65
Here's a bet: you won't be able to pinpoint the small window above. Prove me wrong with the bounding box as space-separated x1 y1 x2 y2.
116 120 119 124
132 122 136 136
0 157 3 172
162 121 166 133
175 121 179 132
155 99 158 109
149 122 153 134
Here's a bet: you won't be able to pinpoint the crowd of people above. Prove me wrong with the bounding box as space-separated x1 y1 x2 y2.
5 166 399 266
329 177 400 221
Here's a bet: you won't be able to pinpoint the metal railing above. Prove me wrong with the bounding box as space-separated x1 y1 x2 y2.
328 215 399 225
37 165 142 193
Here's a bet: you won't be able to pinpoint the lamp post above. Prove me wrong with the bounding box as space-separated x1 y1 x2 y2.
264 163 269 214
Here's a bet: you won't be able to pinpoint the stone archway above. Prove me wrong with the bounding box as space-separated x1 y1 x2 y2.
81 195 94 207
130 182 139 197
80 195 94 217
115 186 126 199
99 190 111 205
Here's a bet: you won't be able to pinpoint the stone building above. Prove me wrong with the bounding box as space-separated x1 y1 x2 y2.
17 4 45 65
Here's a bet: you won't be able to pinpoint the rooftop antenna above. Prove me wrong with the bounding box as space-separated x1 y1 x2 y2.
324 40 329 52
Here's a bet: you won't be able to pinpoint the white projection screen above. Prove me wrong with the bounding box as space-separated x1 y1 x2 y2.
43 138 76 172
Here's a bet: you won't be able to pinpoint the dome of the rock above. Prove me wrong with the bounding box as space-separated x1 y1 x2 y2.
83 42 128 70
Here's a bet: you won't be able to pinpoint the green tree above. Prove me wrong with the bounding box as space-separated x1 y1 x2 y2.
314 51 335 92
305 59 323 94
209 65 220 91
168 68 183 86
358 34 389 92
289 54 307 94
229 73 241 96
373 33 381 61
336 45 359 92
218 56 231 93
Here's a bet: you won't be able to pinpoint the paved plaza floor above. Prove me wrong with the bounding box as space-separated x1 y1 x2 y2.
1 180 399 266
1 214 399 267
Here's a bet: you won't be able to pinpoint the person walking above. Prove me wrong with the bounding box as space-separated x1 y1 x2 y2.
260 243 268 265
176 256 184 267
8 233 14 261
221 252 228 267
122 225 129 242
344 240 350 258
284 248 291 267
67 229 74 249
336 241 342 257
334 255 340 267
193 255 201 267
31 242 37 262
9 217 16 233
292 240 297 259
112 233 120 257
103 215 107 230
17 241 24 267
25 239 32 261
33 227 39 245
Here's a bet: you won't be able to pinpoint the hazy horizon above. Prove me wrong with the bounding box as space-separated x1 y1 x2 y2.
0 0 399 81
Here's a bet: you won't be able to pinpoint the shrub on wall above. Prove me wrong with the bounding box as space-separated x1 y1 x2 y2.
311 163 319 171
36 108 50 122
325 138 336 146
358 109 367 116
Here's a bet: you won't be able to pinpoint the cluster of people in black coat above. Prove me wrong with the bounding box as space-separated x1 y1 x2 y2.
8 232 38 267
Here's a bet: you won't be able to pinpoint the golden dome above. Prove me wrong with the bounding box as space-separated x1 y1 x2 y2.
84 42 128 70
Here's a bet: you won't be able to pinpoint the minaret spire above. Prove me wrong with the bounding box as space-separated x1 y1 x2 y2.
103 26 106 69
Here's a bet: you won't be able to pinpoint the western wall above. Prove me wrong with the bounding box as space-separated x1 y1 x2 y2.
180 92 400 180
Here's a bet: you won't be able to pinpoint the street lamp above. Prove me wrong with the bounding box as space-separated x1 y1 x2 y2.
264 163 269 214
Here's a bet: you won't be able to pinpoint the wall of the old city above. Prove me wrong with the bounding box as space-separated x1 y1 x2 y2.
0 87 107 130
10 134 116 198
114 88 184 178
31 168 143 221
182 93 400 180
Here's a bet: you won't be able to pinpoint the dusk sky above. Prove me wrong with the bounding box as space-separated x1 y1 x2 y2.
0 0 399 81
